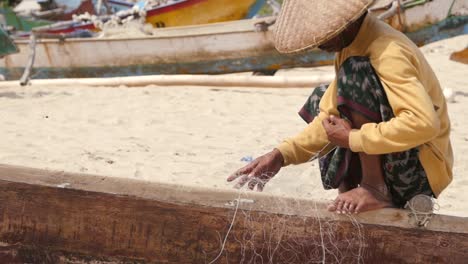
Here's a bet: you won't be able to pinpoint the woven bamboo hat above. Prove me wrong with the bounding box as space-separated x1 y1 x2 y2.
273 0 373 53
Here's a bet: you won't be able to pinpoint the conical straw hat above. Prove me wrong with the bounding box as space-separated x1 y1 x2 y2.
273 0 373 54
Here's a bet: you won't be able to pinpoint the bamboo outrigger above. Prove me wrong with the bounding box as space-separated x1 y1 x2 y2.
0 164 467 263
0 73 336 88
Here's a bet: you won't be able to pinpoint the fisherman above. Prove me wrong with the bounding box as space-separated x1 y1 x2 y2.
227 0 453 214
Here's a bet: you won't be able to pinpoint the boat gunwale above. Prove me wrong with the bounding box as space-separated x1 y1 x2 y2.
11 18 271 44
0 163 466 235
12 29 259 44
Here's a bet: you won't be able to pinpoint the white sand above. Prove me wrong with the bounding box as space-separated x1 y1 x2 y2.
0 35 467 217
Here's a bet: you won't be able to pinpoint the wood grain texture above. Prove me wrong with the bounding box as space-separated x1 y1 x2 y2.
0 178 467 263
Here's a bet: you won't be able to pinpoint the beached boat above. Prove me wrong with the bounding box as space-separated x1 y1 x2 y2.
7 0 267 35
0 0 466 80
1 17 303 80
0 164 466 263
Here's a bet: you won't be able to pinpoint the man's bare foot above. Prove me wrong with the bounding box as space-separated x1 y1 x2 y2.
338 180 358 194
328 187 393 214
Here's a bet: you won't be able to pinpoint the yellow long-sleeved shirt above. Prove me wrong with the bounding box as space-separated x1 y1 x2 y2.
277 14 453 197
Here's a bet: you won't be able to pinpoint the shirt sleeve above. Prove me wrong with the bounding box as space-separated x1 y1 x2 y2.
349 41 440 154
276 79 340 166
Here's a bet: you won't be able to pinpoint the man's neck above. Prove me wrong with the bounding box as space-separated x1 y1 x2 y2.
341 12 367 50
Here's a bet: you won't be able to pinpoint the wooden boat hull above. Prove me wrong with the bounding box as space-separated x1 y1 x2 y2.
2 0 265 39
0 0 466 80
34 0 266 35
0 18 336 80
373 0 468 46
0 164 467 263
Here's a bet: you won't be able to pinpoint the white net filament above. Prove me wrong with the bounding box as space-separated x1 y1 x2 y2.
204 175 366 264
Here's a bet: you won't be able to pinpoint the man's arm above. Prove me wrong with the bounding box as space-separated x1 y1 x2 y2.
277 79 340 165
349 42 440 154
227 80 339 191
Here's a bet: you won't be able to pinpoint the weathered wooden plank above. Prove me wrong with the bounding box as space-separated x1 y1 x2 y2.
0 164 467 263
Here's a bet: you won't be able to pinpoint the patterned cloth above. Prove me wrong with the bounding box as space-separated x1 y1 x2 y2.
300 56 434 207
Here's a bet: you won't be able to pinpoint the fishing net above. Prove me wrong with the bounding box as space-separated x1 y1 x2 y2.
200 168 439 263
200 175 367 264
405 194 438 227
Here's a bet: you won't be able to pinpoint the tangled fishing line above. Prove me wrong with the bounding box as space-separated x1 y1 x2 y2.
204 171 366 264
405 194 439 227
202 141 439 263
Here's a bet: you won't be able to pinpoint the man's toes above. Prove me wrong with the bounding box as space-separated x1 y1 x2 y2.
355 202 365 214
343 201 351 214
347 203 357 214
328 198 340 212
336 199 345 214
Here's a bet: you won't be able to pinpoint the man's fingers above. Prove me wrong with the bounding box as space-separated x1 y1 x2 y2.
331 115 351 128
257 181 265 192
330 115 351 127
227 171 242 182
227 163 256 182
335 118 347 127
235 167 262 188
228 152 281 191
234 174 250 189
322 119 332 132
248 178 257 190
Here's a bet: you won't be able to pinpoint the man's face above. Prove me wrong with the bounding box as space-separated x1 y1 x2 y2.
318 34 347 53
318 12 366 53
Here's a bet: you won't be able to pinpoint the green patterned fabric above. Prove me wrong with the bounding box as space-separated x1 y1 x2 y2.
300 56 434 207
0 26 17 57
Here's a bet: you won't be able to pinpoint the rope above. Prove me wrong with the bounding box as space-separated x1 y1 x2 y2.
19 33 37 86
377 1 399 20
307 142 337 163
447 0 457 17
401 0 429 9
208 191 242 264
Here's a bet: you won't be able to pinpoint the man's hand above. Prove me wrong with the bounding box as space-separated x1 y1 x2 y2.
227 149 284 192
322 115 352 149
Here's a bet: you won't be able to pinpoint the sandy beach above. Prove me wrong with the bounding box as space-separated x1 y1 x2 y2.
0 35 467 217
